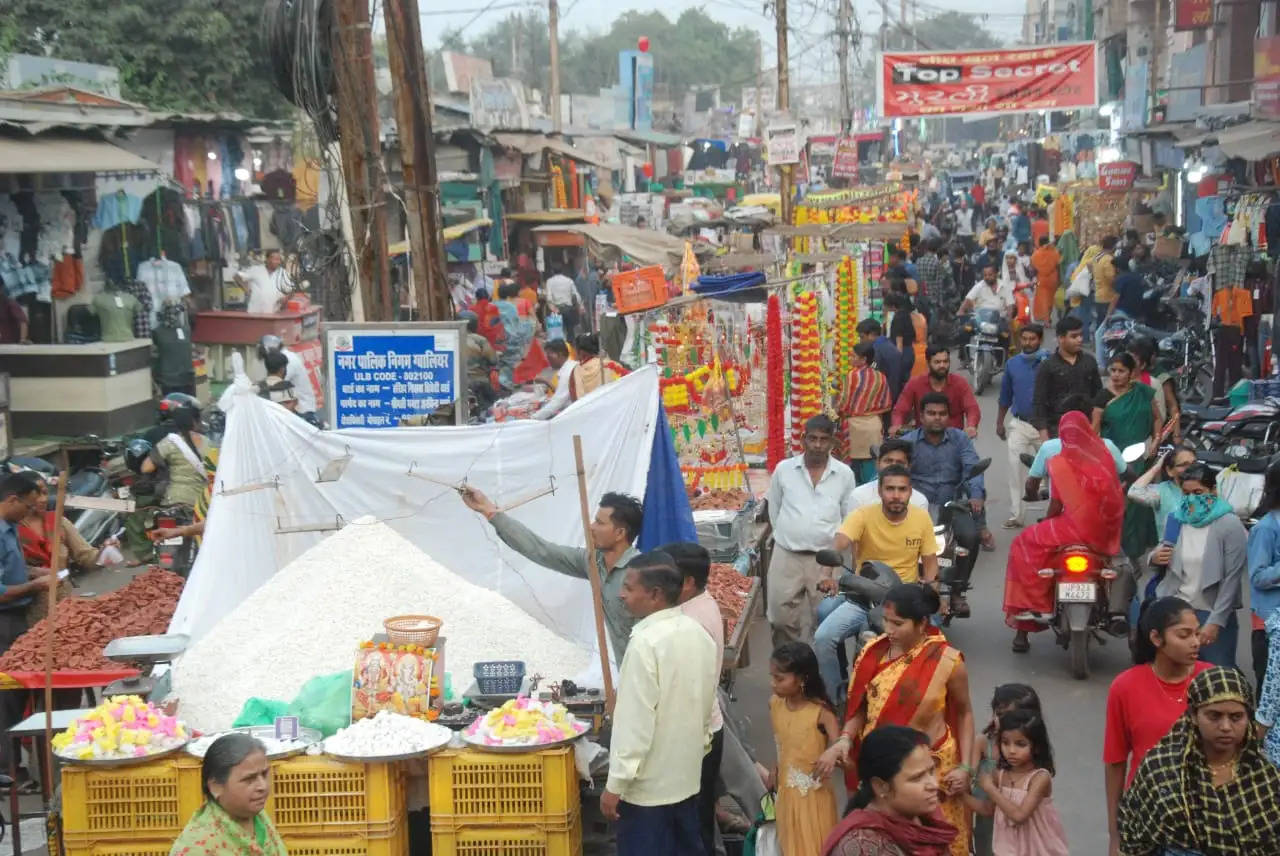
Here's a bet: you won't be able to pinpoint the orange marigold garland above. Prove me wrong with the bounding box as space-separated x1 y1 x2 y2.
789 289 822 454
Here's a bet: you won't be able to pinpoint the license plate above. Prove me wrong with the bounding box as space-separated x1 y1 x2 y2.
162 537 183 546
1057 581 1096 602
937 557 953 569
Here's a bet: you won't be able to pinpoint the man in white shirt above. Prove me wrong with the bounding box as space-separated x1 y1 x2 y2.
258 335 317 421
545 267 582 341
765 415 857 646
960 262 1016 316
602 552 716 855
534 340 578 420
664 542 725 855
243 250 293 315
813 440 929 703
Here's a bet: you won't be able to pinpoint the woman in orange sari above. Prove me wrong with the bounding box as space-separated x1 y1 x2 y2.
817 585 976 856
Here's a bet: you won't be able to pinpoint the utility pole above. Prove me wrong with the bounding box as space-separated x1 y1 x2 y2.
878 0 890 51
755 38 764 136
837 0 852 133
775 0 792 225
332 0 392 321
383 0 452 321
549 0 562 132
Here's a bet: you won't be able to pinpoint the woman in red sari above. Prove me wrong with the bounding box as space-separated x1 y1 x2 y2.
1002 409 1125 652
817 585 975 856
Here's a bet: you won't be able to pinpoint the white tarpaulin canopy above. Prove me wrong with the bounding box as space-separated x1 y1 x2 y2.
169 364 660 649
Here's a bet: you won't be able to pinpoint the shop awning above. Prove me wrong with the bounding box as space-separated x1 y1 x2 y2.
387 218 492 256
534 223 700 268
0 132 159 173
1212 121 1280 161
491 132 615 168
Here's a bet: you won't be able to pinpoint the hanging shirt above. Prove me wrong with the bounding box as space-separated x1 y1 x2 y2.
135 258 191 328
92 193 143 231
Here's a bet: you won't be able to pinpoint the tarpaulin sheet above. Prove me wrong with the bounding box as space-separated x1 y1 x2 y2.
169 363 661 650
638 404 697 551
692 272 768 302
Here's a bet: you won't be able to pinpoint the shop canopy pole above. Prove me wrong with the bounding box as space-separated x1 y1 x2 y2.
572 434 615 711
42 455 69 791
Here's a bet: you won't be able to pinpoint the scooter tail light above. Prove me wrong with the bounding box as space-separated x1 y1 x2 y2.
1036 567 1056 578
1063 553 1091 573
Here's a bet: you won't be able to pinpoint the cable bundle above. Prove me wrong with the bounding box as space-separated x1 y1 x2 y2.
263 0 337 143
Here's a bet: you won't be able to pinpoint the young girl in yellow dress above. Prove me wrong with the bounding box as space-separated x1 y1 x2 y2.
766 642 841 856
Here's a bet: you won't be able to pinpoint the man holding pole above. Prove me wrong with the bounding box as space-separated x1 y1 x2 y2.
460 487 643 660
0 475 54 776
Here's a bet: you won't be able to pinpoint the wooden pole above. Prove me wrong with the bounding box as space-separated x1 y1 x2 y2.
549 0 562 133
333 0 393 321
572 435 614 709
382 0 453 322
775 0 793 227
42 461 68 786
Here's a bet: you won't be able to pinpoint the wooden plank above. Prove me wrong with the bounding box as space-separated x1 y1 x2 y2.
64 495 135 513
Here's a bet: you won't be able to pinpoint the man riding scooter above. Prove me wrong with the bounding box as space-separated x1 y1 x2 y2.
958 263 1016 369
902 392 990 563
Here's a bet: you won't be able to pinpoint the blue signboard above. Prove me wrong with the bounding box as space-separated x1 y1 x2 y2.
325 323 465 428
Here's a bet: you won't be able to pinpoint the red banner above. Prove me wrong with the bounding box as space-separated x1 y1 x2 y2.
1174 0 1213 30
831 137 860 179
877 43 1097 118
1098 161 1139 191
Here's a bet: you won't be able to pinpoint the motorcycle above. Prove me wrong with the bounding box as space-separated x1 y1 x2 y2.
1035 542 1126 679
964 308 1007 395
814 551 902 687
934 457 991 623
147 505 197 576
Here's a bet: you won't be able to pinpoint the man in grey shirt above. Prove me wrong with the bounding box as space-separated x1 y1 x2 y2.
461 487 643 660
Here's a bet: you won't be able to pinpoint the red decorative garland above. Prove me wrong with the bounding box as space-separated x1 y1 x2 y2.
766 294 786 471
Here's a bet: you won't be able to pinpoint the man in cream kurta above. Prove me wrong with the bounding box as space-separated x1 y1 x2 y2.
601 552 717 855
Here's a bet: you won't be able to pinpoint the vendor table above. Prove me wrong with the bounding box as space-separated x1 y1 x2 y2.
193 307 321 383
0 341 153 436
6 707 93 856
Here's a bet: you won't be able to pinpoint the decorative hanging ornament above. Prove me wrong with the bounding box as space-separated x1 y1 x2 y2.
638 36 650 52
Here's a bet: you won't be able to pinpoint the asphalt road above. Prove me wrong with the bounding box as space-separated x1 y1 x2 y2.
727 373 1259 856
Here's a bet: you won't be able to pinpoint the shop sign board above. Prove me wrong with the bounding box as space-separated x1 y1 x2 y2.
1174 0 1213 30
766 123 801 165
831 137 861 179
469 78 529 130
876 42 1097 118
1098 161 1139 191
1256 36 1280 121
325 322 466 428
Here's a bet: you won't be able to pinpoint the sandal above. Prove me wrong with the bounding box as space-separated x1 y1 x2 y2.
1002 517 1023 529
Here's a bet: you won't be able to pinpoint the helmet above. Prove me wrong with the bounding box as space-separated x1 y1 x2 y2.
124 438 153 474
158 392 201 423
258 334 284 360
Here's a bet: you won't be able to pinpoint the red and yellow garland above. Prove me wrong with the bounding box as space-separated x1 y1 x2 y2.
790 290 823 453
766 294 786 471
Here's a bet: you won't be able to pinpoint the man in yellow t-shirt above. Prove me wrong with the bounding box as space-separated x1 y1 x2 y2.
832 465 939 584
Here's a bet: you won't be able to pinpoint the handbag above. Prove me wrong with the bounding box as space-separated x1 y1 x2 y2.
1217 466 1264 518
1065 261 1093 300
742 792 780 856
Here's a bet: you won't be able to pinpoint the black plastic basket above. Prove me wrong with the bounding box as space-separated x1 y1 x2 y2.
474 660 526 695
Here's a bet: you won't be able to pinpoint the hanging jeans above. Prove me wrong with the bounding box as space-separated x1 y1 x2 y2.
1212 325 1243 399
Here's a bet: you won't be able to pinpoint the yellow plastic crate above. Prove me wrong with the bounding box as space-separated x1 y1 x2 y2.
60 754 204 840
428 746 579 826
430 815 581 856
282 817 408 856
62 842 171 856
267 755 405 836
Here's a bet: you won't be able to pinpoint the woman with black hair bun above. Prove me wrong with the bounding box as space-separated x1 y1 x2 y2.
817 584 975 856
818 725 957 855
1102 596 1210 856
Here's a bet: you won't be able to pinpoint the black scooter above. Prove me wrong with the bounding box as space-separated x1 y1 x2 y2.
934 457 991 623
815 550 903 685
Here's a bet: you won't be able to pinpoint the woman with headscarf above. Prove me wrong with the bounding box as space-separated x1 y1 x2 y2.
494 282 534 388
1150 464 1248 668
1118 667 1280 856
836 340 893 482
471 287 506 351
1003 410 1126 653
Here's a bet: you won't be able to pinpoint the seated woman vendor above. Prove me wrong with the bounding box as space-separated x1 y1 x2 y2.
171 733 286 856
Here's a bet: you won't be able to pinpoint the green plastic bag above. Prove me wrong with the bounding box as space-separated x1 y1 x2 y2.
232 697 289 728
285 671 353 737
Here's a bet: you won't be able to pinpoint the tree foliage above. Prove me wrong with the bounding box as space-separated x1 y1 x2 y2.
3 0 287 117
436 8 761 105
882 11 1004 52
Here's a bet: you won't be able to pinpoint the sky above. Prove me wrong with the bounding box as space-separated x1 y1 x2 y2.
422 0 1032 81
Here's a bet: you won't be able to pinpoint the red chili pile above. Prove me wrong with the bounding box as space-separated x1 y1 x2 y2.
0 569 185 673
707 563 753 636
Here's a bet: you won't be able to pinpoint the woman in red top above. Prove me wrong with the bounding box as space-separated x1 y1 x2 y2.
1103 596 1211 856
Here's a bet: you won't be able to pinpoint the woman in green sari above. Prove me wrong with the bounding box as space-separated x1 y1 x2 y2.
1092 352 1160 561
171 733 286 856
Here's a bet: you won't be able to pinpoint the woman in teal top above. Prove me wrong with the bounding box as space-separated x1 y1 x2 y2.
1127 445 1198 536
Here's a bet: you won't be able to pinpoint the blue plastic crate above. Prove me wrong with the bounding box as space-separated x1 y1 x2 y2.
474 660 526 695
1249 379 1280 402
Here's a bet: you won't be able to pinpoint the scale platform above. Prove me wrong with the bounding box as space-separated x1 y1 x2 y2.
101 634 189 699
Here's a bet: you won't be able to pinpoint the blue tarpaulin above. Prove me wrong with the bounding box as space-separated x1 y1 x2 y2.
638 403 697 551
691 272 768 303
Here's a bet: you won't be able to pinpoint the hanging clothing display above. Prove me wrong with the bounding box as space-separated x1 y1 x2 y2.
98 222 150 284
135 257 191 329
92 192 143 231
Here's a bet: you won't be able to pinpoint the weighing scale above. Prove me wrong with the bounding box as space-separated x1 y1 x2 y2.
101 633 189 699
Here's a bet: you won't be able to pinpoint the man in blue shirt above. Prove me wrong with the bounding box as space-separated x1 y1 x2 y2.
856 318 904 401
0 474 52 777
902 392 986 524
996 324 1048 529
